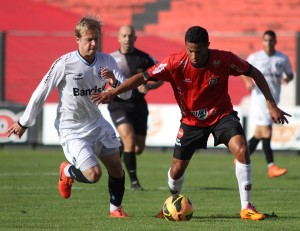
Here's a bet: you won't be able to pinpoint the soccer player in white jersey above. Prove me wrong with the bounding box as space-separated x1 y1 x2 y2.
242 30 294 178
6 16 131 217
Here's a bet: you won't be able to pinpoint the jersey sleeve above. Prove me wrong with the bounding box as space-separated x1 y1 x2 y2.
228 52 251 76
19 56 65 127
144 56 173 82
283 55 293 76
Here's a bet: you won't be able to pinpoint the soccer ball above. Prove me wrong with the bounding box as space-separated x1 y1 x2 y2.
163 194 193 221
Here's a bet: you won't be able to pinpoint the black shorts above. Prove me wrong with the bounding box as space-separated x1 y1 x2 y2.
108 103 148 136
173 112 245 160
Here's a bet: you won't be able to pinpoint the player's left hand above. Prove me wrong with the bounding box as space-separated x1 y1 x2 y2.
100 67 116 84
268 102 291 124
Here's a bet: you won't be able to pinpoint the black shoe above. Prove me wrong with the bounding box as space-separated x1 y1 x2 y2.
131 181 144 191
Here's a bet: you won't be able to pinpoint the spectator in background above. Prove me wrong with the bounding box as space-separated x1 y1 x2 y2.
242 30 293 178
91 26 291 220
6 15 131 218
108 25 163 191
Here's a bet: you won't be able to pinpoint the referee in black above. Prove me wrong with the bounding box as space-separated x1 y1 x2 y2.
108 25 163 191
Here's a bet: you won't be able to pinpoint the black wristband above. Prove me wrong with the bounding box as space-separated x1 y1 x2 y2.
110 80 120 88
18 121 28 129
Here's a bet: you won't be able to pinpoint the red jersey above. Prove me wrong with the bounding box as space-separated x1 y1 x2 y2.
145 49 251 127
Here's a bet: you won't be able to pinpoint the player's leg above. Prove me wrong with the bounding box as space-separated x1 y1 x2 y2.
168 158 190 195
117 122 143 190
100 147 127 218
135 135 146 155
96 120 128 217
59 139 102 199
216 113 265 220
258 125 287 177
109 109 142 190
156 123 205 218
248 126 262 154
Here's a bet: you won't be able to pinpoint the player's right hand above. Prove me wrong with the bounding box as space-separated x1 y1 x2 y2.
91 91 113 105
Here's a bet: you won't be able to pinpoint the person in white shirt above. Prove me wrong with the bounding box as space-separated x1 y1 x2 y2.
242 30 294 178
6 15 131 218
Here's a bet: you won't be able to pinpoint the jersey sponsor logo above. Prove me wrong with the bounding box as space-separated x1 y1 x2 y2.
208 77 217 85
192 109 208 120
152 63 167 74
73 85 105 96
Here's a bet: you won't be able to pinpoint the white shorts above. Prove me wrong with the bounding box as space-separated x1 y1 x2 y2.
61 119 120 171
250 91 272 126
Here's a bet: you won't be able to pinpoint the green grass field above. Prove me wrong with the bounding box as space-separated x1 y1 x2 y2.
0 147 299 231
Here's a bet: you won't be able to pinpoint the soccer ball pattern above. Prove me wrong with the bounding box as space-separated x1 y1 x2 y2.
163 194 193 221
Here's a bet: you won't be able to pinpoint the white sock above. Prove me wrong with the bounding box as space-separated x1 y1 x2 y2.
64 164 71 177
110 203 119 212
235 160 252 209
267 162 275 168
168 168 184 195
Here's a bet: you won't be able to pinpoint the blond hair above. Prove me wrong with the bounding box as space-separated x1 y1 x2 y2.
75 15 103 38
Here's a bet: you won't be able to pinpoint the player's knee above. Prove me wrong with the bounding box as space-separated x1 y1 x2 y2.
86 171 102 183
234 144 250 164
135 145 145 155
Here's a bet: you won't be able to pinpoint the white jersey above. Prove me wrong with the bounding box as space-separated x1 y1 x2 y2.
247 50 293 103
19 51 131 143
248 50 293 125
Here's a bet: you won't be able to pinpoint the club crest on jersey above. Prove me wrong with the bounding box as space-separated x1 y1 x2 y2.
213 59 221 67
192 109 208 120
97 68 105 80
208 77 217 85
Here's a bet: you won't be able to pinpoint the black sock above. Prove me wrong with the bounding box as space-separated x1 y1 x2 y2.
68 166 92 183
123 152 138 183
248 136 260 155
262 138 274 164
108 172 125 207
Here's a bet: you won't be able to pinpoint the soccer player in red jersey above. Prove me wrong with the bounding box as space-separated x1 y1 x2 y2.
91 26 291 220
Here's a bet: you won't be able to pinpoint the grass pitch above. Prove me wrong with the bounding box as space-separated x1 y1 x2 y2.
0 147 299 231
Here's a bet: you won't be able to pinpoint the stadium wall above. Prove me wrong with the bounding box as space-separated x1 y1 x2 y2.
1 103 299 150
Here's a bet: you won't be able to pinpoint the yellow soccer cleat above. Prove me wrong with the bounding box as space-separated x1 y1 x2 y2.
240 203 265 220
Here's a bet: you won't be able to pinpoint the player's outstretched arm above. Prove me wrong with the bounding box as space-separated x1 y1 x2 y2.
247 66 291 124
91 73 146 105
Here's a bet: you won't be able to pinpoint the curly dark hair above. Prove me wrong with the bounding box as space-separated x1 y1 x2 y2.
185 26 209 44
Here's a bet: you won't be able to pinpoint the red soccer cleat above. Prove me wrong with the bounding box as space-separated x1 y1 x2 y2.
58 162 74 199
110 206 128 218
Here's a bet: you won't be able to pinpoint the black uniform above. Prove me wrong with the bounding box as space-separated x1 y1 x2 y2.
108 48 156 135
